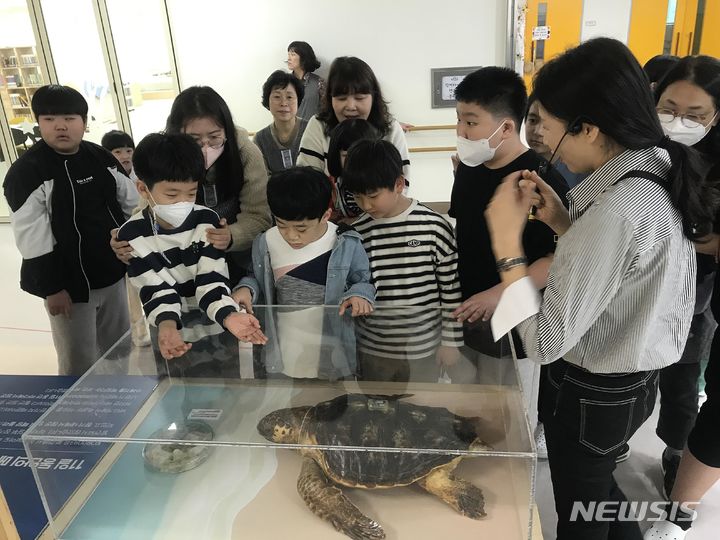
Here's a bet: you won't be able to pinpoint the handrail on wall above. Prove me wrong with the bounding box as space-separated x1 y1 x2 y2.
406 124 456 153
406 124 455 132
409 146 455 153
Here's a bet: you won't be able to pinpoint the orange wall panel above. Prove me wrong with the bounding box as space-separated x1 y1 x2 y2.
699 0 720 57
524 0 584 90
628 0 669 67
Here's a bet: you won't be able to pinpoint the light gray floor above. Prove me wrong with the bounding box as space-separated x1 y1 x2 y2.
535 392 720 540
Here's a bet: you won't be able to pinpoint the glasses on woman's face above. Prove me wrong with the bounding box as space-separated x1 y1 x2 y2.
271 93 296 104
190 134 226 150
656 108 716 129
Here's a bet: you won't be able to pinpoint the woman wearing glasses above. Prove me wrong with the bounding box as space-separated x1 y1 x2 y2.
653 55 720 496
112 86 270 284
644 56 720 540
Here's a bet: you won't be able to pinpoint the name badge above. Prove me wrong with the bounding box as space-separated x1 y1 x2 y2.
203 184 218 207
281 149 293 169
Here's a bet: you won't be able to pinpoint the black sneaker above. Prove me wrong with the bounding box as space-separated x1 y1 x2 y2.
662 451 681 500
615 443 631 464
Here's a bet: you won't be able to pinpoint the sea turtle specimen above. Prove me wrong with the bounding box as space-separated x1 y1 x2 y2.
257 393 490 540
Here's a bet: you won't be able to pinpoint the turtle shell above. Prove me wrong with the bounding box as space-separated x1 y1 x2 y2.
302 394 481 487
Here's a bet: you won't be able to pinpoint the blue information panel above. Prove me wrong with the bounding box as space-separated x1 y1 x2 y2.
0 375 157 539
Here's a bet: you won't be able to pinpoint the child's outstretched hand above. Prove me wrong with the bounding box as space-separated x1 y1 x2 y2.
224 312 268 345
231 287 254 314
338 296 374 317
158 320 192 360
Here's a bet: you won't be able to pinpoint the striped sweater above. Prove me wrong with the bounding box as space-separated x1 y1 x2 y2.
117 206 238 330
353 200 464 359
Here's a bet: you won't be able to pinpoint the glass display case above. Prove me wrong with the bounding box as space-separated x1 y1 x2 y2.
23 306 537 540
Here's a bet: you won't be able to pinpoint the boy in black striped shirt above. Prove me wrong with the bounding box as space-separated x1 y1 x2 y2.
343 139 463 382
117 133 267 361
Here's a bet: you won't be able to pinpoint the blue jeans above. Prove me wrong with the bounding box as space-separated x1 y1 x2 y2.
541 360 659 540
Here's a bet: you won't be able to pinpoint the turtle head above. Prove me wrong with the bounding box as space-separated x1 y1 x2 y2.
257 406 310 444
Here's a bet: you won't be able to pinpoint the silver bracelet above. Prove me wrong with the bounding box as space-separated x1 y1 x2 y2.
496 256 528 273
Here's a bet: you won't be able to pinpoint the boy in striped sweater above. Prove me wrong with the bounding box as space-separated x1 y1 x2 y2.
117 133 267 361
342 139 464 382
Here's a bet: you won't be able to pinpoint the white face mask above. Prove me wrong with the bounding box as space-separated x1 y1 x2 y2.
456 123 505 167
149 194 194 229
661 113 717 147
202 143 225 169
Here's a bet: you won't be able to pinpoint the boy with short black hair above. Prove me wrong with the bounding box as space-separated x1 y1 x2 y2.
3 84 139 375
101 129 136 179
232 166 374 379
343 139 463 382
117 133 267 361
450 67 569 447
450 67 568 337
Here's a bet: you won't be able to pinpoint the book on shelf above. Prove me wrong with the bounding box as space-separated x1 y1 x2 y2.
9 93 29 108
21 54 37 65
2 56 18 67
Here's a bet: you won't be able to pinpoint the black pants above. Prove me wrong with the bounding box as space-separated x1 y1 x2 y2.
657 361 701 450
687 331 720 467
656 309 715 450
541 360 659 540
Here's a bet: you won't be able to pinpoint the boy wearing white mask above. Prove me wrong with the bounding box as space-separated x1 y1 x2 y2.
449 67 568 380
117 133 268 361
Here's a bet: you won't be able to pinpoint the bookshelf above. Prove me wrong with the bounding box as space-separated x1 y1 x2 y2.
0 46 45 123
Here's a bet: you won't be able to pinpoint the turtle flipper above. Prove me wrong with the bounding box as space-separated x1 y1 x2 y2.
297 456 386 540
417 467 486 519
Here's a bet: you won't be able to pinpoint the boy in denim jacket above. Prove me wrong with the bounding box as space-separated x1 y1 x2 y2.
232 167 374 378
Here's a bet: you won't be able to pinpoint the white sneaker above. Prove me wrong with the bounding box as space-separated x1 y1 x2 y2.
534 423 548 459
643 521 688 540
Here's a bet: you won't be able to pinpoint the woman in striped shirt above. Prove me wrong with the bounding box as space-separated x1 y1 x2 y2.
485 38 717 540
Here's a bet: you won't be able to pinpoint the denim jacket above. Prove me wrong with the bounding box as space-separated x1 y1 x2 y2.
237 225 375 378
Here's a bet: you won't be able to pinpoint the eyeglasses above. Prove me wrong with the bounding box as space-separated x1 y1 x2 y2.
270 94 297 103
656 108 717 129
190 135 226 150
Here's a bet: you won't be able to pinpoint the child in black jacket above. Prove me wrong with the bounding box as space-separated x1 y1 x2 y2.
3 85 139 375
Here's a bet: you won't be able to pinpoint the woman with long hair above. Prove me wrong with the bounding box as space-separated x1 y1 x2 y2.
111 86 270 284
652 55 720 504
484 38 716 540
645 56 720 540
164 86 270 282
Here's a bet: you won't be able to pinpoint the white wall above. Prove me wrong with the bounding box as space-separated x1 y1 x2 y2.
106 0 173 83
0 3 35 47
167 0 509 203
580 0 633 43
